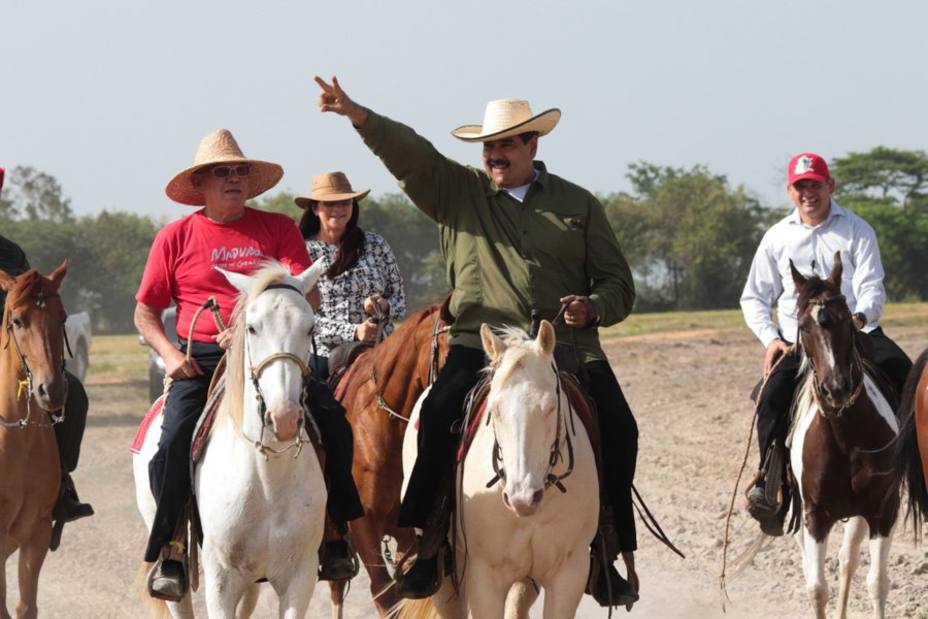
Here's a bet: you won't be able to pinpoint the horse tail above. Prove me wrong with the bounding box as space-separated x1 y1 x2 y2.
385 598 437 619
728 530 775 578
895 349 928 539
136 561 169 619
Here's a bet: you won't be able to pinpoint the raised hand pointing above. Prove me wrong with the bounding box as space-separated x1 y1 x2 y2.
314 75 368 127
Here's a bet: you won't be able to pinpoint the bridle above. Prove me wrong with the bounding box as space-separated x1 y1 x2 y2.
239 283 316 458
800 293 865 418
485 363 577 495
1 291 68 430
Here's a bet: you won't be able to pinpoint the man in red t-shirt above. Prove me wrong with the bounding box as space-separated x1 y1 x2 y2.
135 129 363 599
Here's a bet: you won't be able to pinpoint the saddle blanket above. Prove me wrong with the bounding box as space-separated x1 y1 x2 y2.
130 395 165 454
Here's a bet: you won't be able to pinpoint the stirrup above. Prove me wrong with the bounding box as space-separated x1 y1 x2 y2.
146 555 189 602
395 539 448 600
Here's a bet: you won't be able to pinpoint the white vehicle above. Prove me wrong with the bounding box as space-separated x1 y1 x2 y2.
64 312 91 381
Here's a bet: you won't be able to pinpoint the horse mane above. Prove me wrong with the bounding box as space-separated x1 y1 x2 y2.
484 325 542 385
220 261 298 430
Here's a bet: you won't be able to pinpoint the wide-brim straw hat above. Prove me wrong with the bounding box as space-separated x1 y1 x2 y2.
165 129 284 206
294 171 370 209
451 99 560 143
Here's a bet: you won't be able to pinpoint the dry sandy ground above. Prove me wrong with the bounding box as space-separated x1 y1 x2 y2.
6 324 928 618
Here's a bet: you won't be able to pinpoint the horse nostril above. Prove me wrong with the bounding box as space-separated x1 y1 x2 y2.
37 383 48 398
503 493 511 508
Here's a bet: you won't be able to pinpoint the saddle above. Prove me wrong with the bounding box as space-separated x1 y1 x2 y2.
327 341 373 390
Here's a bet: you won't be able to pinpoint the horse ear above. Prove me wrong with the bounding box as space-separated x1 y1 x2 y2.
216 267 252 294
0 269 14 293
828 251 843 287
295 260 327 295
48 259 69 290
480 323 506 361
535 320 556 357
789 259 807 291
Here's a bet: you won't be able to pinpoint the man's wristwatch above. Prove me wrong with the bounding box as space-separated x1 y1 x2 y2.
852 312 867 328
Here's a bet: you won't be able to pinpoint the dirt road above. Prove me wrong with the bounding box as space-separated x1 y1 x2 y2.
6 323 928 618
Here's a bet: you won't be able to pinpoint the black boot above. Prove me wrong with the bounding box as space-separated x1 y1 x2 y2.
396 490 452 600
318 522 360 581
53 471 94 524
586 507 639 607
396 550 441 600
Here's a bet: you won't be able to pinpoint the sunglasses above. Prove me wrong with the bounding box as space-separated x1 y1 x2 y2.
210 164 251 178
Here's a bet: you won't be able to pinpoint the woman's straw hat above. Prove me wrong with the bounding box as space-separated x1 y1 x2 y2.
165 129 284 206
294 171 370 209
451 99 560 143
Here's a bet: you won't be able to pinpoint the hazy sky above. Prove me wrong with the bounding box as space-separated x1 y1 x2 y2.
2 0 926 219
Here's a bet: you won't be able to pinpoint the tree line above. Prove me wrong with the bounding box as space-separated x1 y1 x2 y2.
1 146 927 333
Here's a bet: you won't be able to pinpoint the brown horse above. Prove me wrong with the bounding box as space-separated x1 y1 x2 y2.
787 253 900 619
0 263 70 619
894 348 928 534
327 305 447 618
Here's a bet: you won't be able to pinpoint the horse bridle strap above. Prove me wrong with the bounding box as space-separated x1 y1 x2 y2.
485 365 576 494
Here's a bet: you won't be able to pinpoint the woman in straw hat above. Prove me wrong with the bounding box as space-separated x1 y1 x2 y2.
134 129 363 599
295 171 406 379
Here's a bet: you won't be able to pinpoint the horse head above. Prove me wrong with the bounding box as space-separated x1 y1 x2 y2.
791 251 862 417
480 320 561 517
219 260 326 443
0 261 70 412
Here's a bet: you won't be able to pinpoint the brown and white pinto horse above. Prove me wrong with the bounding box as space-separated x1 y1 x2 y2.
328 305 448 618
0 263 70 619
787 253 900 619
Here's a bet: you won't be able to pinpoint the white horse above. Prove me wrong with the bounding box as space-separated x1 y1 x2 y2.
134 260 328 618
397 320 598 618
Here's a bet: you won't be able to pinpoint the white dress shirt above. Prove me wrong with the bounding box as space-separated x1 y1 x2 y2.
740 201 885 347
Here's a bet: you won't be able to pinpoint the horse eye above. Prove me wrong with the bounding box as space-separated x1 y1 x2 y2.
11 317 23 328
247 325 257 335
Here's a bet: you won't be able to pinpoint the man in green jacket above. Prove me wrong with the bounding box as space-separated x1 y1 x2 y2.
315 77 640 607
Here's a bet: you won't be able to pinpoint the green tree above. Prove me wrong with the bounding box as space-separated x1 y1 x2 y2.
831 147 928 210
0 165 74 223
604 163 765 310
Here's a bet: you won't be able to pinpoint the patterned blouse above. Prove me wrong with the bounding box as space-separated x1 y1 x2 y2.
306 231 407 357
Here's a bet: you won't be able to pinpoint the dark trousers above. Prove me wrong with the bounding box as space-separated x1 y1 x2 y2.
397 346 640 552
756 327 913 468
56 370 87 473
398 346 486 528
145 341 223 562
310 354 331 381
585 360 639 552
304 378 364 523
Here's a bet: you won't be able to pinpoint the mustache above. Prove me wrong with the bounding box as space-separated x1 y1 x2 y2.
488 159 510 168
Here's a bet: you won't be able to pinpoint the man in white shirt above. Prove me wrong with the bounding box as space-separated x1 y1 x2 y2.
739 152 912 534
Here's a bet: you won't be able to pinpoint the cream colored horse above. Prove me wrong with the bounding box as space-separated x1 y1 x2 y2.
134 261 328 618
397 320 598 618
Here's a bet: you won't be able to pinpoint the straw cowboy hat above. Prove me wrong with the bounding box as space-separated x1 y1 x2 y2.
451 99 561 143
165 129 284 206
294 171 370 209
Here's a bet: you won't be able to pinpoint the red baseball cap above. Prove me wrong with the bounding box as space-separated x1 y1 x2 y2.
0 166 5 191
787 153 830 186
